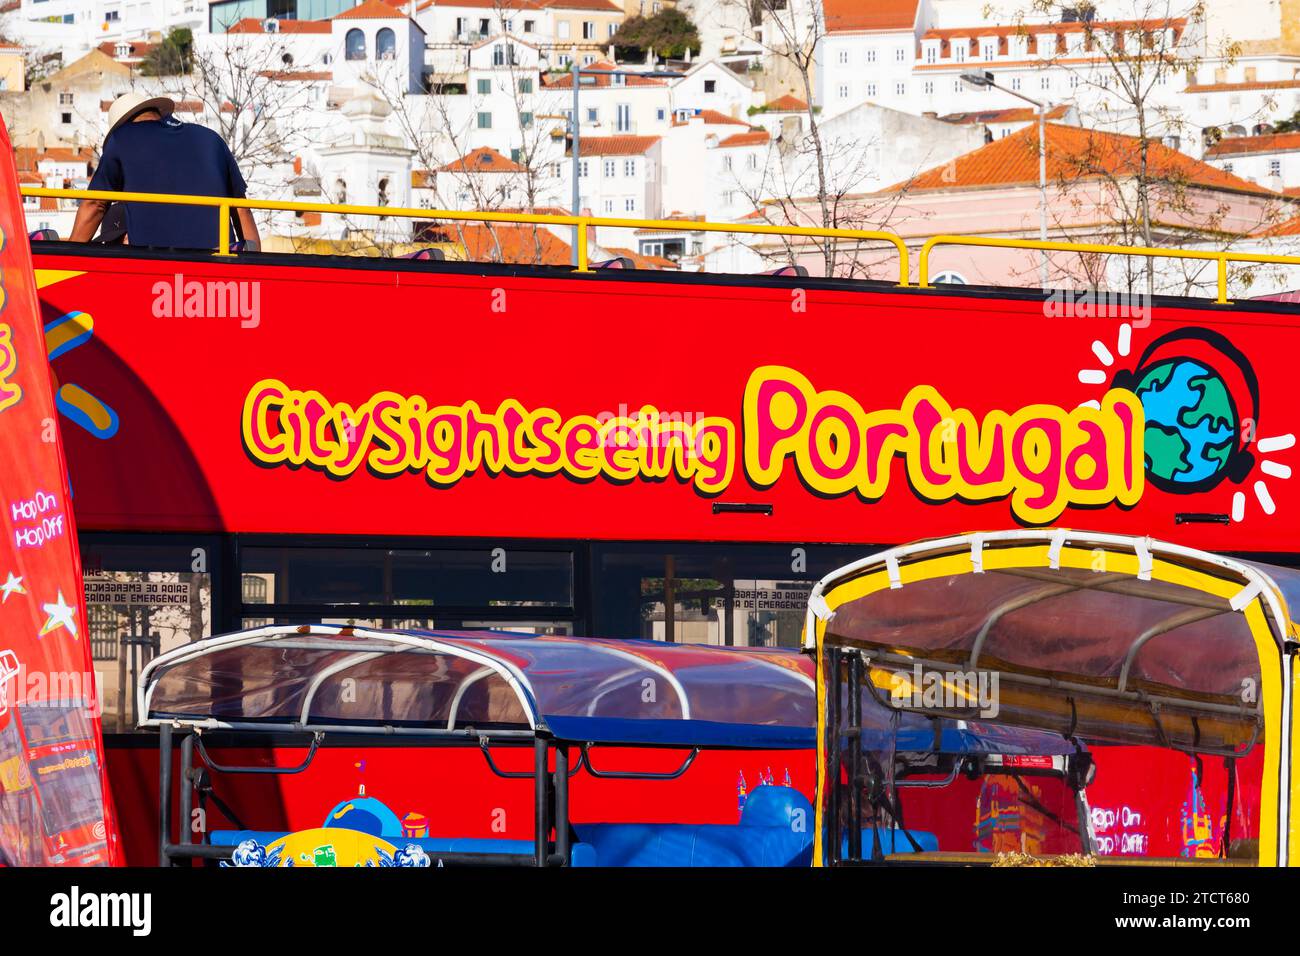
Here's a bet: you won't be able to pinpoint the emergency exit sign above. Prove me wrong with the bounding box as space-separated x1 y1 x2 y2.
83 578 191 606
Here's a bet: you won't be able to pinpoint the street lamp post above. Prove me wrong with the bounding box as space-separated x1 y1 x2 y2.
565 64 680 266
962 71 1051 290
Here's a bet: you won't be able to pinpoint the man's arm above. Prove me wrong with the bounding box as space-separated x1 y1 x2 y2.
236 207 260 251
73 141 121 242
69 199 109 242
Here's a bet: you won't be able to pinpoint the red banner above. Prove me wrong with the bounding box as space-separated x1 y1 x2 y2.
0 119 118 865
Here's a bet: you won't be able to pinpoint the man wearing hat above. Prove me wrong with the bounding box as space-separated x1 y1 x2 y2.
70 92 260 251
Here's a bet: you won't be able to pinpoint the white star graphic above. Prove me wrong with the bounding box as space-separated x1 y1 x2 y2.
39 590 78 639
0 573 24 603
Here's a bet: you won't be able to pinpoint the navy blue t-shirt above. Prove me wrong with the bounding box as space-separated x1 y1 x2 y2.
89 116 247 250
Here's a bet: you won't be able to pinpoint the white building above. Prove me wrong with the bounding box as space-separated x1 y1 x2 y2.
1184 56 1300 147
565 132 661 247
544 58 675 137
7 0 206 63
1205 131 1300 193
417 0 625 72
668 58 753 119
311 84 415 240
331 0 426 95
814 0 925 122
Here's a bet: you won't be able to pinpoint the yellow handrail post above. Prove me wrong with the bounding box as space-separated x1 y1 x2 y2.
1216 255 1232 306
576 221 590 273
216 204 232 257
917 238 935 289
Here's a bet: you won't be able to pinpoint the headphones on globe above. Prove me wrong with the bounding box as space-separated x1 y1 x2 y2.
1109 327 1259 493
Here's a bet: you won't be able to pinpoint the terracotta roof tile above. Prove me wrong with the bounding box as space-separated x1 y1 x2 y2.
97 40 158 60
717 130 769 148
572 134 660 156
417 0 538 8
538 0 621 10
604 246 679 269
14 146 95 170
696 109 747 126
228 17 332 33
1259 214 1300 237
764 94 808 111
921 17 1185 42
823 0 917 33
1205 132 1300 157
940 104 1071 124
886 123 1276 196
545 65 671 88
1187 79 1300 93
444 223 571 264
335 0 407 19
436 146 526 173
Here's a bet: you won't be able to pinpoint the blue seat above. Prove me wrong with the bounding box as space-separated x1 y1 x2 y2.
573 786 939 866
575 785 815 866
209 786 937 867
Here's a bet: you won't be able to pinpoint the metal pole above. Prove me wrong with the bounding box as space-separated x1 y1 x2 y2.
158 722 172 867
962 75 1050 291
570 66 581 267
827 647 842 866
533 737 549 867
847 651 862 863
1039 104 1048 290
179 732 194 849
554 745 570 865
116 632 126 734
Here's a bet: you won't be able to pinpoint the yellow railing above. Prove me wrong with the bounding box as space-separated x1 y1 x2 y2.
918 235 1300 305
21 187 1300 304
20 186 910 282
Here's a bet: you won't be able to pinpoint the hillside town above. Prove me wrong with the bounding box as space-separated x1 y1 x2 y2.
1 0 1299 291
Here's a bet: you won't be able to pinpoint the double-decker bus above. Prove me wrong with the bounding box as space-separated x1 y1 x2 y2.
20 172 1300 865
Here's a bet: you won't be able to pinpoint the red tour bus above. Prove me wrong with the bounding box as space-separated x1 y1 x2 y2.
17 176 1300 864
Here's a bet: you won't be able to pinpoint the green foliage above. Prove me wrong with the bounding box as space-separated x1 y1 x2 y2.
613 8 701 61
140 27 192 76
1275 110 1300 133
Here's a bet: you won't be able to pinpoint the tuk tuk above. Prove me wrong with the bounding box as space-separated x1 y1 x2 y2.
138 624 1088 866
805 529 1298 866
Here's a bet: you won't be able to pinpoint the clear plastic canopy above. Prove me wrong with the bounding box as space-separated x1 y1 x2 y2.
138 625 1082 754
139 626 820 748
806 530 1299 753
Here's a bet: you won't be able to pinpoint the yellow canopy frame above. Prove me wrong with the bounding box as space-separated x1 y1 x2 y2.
804 529 1298 866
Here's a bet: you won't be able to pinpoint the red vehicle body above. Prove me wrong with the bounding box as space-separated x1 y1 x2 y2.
28 241 1295 863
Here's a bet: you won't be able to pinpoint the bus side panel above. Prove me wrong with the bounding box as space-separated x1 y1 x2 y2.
31 253 1300 550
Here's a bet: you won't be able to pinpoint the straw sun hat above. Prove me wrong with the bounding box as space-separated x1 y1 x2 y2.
105 92 176 136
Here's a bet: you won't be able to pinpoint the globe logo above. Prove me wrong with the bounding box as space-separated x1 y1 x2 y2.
1133 358 1238 491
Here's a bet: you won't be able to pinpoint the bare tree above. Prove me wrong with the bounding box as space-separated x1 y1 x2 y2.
163 30 325 193
1011 0 1251 292
369 22 567 264
719 0 841 273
